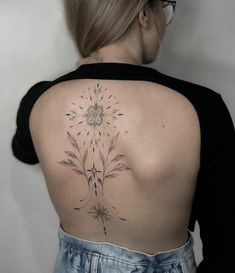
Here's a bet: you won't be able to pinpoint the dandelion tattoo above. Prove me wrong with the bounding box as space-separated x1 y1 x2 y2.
58 82 131 235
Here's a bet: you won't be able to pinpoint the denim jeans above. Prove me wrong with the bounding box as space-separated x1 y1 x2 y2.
53 224 197 273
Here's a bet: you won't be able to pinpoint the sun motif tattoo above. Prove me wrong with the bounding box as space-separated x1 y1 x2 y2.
58 82 131 235
65 82 124 152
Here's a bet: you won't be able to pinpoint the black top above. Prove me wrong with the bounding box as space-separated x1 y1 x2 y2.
11 62 235 272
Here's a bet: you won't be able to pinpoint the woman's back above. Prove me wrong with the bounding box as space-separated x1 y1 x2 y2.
29 76 200 254
10 0 235 270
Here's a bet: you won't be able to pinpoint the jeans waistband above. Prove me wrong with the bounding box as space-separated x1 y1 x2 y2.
58 224 194 265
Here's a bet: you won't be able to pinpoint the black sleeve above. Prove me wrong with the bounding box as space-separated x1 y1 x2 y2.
196 94 235 272
11 81 50 165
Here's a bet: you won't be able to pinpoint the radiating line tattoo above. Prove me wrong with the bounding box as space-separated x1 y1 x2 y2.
65 82 124 152
58 82 131 235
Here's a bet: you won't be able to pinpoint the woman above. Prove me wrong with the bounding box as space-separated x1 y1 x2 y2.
12 1 235 273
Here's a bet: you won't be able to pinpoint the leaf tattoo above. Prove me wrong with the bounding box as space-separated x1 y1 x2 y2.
58 132 86 177
108 132 120 153
59 159 78 168
83 149 88 164
104 173 119 179
110 154 124 163
99 150 106 168
67 131 80 151
65 151 79 160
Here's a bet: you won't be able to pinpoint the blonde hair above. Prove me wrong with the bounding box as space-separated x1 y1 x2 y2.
64 0 162 58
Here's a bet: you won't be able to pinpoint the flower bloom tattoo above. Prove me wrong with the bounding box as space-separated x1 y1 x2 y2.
58 82 131 235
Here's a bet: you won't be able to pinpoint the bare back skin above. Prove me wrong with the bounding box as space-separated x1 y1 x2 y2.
29 79 200 255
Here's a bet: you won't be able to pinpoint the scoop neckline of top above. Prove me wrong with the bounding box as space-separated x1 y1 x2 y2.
75 62 162 79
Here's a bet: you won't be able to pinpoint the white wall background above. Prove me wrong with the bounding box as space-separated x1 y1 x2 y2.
1 0 235 272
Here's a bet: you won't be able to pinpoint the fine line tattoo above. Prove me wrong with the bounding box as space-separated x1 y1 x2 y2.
58 82 131 235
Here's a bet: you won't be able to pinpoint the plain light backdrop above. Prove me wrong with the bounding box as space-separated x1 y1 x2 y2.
1 0 235 272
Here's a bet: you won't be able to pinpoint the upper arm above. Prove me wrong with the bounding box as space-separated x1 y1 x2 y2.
11 82 50 164
196 94 235 272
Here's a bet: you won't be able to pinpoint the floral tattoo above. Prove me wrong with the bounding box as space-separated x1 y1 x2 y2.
58 82 131 235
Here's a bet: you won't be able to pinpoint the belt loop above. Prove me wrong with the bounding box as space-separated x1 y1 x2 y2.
90 252 100 273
